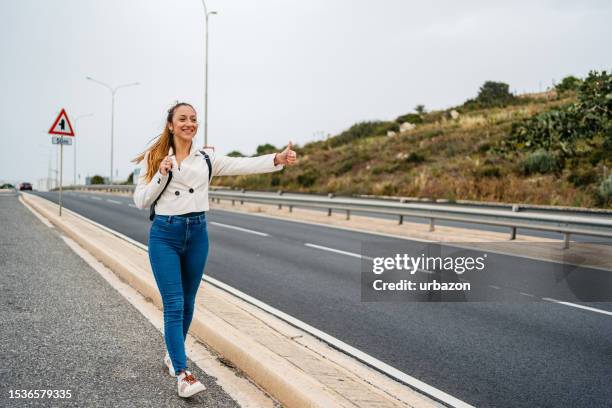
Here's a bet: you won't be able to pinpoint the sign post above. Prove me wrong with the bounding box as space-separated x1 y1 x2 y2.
48 108 75 216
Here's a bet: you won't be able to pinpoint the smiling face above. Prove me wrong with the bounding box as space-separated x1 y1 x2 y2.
168 105 198 143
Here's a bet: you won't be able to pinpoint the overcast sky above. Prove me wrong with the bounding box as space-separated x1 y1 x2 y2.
1 0 611 187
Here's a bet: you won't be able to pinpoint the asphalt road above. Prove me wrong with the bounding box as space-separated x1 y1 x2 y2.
212 190 612 244
30 190 612 408
0 192 238 407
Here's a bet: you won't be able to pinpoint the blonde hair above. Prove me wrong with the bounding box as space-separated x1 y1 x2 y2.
132 102 195 183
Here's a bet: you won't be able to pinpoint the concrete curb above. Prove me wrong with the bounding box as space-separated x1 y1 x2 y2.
22 193 440 408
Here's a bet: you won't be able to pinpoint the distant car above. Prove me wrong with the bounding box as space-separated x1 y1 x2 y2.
19 182 32 191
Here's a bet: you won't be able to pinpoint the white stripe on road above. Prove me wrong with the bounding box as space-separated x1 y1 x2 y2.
90 196 102 200
209 222 269 237
128 204 138 208
542 298 612 316
304 243 371 260
303 243 433 275
106 199 122 204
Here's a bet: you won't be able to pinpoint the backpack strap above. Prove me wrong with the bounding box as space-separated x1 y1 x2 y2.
199 150 213 182
149 171 173 221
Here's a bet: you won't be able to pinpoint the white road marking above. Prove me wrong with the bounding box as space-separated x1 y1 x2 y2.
519 292 535 297
542 298 612 316
489 285 501 290
128 204 138 208
303 243 434 275
106 199 122 204
209 222 269 237
304 243 371 260
91 196 102 201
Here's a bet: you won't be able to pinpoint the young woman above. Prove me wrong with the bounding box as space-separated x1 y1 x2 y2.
132 102 297 398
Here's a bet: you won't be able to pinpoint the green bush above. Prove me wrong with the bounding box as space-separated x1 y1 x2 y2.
555 76 581 94
335 157 357 175
463 81 516 110
297 169 319 187
568 168 598 187
475 165 502 178
598 175 612 205
508 71 612 159
477 81 515 105
255 144 277 155
90 175 105 185
227 150 245 157
328 121 397 147
396 113 423 124
477 142 491 153
405 152 426 163
521 150 559 175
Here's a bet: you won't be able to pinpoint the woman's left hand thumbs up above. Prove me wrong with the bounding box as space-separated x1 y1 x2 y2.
274 141 297 166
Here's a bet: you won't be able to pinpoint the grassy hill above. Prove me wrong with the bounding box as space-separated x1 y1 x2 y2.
214 72 612 208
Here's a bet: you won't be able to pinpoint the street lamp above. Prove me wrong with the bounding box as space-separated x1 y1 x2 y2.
201 1 217 146
37 144 56 191
86 76 139 184
73 113 94 185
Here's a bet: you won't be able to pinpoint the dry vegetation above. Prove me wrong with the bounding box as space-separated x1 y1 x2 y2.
214 77 611 208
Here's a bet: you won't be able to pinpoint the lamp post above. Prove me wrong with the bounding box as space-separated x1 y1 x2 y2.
73 113 93 186
37 144 55 191
86 76 139 184
201 1 217 146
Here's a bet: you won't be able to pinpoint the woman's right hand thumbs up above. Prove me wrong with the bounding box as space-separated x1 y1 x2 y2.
160 155 173 175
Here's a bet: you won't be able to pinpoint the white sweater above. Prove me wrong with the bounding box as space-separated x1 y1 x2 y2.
133 143 283 214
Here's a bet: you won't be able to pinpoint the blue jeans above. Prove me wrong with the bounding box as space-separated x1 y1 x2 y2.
148 213 209 375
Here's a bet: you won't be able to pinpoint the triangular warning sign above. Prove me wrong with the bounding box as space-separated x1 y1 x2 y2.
48 108 75 136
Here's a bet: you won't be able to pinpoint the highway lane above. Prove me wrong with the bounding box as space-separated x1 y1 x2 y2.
30 191 612 408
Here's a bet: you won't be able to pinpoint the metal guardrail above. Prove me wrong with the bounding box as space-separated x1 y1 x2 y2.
61 185 612 248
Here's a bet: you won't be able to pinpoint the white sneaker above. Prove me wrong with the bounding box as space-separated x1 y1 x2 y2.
177 370 206 398
164 352 175 377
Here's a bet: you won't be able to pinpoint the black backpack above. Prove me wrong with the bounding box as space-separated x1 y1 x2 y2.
149 150 212 221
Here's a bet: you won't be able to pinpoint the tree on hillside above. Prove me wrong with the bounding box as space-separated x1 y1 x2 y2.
415 104 426 115
476 81 515 106
255 143 277 155
227 150 245 157
90 175 105 185
555 75 581 94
